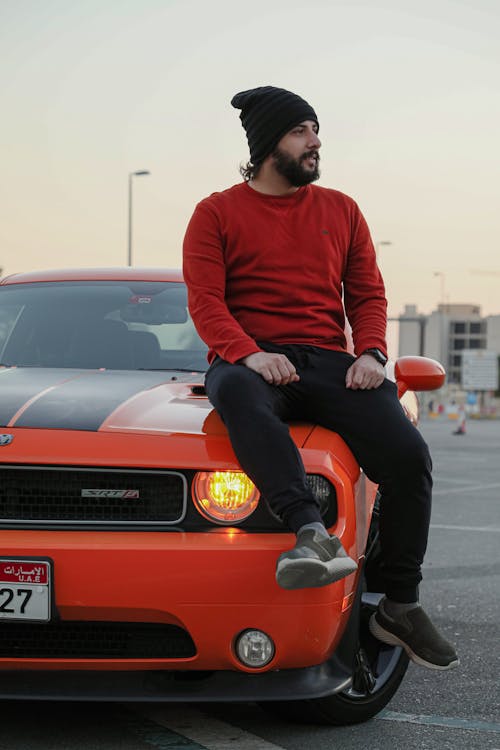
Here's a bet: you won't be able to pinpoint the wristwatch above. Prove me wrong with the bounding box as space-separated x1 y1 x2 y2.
361 348 388 366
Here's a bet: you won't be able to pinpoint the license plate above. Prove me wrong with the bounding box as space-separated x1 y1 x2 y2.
0 558 51 622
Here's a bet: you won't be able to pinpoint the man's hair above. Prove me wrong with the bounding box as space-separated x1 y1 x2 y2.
239 161 262 182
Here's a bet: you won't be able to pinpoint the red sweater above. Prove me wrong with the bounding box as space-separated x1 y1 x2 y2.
183 182 387 364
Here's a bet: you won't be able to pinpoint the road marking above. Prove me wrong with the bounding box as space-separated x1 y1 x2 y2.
137 706 287 750
129 706 500 746
433 454 488 463
434 475 483 485
430 523 500 532
379 710 500 734
127 713 205 749
433 481 500 496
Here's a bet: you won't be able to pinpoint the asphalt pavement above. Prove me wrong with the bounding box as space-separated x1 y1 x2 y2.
1 417 499 750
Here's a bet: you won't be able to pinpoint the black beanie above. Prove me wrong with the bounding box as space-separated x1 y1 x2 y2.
231 86 319 166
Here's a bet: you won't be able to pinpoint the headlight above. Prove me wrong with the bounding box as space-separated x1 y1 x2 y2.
306 474 335 516
192 471 260 524
263 474 335 522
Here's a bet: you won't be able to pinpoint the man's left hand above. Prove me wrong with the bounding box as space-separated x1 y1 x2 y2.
345 354 385 390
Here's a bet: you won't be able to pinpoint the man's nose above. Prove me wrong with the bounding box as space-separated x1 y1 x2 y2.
309 131 321 149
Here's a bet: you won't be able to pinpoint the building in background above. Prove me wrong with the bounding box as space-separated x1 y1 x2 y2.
398 303 492 384
486 314 500 353
397 303 500 416
396 304 423 357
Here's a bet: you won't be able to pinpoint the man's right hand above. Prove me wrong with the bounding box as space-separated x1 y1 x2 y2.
240 352 300 385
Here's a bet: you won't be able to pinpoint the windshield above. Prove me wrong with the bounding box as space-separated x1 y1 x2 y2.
0 280 208 372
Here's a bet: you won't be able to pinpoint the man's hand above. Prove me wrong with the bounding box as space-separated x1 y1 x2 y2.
240 352 300 385
345 353 385 390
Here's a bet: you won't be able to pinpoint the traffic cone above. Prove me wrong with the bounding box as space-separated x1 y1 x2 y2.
453 411 466 435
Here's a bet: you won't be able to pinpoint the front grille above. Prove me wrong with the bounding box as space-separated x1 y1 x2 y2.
0 621 196 659
0 466 186 525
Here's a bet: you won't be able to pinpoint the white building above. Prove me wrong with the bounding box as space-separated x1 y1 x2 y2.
398 303 489 385
486 314 500 353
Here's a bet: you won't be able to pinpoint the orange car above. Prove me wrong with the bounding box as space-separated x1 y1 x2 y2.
0 268 444 724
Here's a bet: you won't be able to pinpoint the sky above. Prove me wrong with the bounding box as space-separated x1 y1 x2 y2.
1 0 499 355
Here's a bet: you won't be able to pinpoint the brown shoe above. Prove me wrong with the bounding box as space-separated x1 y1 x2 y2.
369 598 459 670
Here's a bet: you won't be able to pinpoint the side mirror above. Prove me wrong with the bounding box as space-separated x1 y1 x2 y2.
395 356 446 398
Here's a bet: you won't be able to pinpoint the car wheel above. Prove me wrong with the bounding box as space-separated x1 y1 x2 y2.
259 591 408 725
260 497 409 725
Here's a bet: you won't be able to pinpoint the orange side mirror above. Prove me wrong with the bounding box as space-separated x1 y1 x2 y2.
395 356 446 398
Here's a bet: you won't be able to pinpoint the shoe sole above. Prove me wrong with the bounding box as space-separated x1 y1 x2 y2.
276 556 357 590
369 613 460 671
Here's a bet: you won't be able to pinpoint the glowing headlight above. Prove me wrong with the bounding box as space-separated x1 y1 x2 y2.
193 471 260 524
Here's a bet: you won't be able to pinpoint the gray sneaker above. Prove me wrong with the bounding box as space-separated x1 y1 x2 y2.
276 529 358 590
369 597 459 670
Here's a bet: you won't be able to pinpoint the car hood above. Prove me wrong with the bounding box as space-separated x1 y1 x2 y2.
0 367 312 443
0 367 211 433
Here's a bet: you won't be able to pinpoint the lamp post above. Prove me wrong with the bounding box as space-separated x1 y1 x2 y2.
127 170 150 266
375 240 392 258
434 271 445 306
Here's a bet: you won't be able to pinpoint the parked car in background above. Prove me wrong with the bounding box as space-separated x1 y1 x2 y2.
0 268 445 724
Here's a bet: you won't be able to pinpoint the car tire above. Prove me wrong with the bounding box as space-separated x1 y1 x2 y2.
259 496 409 725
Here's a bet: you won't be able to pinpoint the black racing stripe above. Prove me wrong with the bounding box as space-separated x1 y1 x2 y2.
14 370 174 431
0 368 83 426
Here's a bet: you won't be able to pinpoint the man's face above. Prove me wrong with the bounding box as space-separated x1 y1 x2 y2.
271 120 321 186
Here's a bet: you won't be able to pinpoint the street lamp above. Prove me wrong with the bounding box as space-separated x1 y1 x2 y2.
434 271 446 306
127 170 150 266
375 240 392 257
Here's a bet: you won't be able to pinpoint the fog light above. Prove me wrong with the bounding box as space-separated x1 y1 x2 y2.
235 629 275 668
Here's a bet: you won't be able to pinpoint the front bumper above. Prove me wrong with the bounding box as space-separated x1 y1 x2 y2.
0 655 353 702
0 529 359 675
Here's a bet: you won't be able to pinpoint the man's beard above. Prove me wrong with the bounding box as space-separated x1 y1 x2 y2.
271 146 320 186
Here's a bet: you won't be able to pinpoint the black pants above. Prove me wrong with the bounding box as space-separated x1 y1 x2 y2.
205 343 432 602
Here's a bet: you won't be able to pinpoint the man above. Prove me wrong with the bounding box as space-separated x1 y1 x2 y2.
183 86 458 671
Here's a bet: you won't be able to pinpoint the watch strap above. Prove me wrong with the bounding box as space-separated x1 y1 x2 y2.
361 348 387 365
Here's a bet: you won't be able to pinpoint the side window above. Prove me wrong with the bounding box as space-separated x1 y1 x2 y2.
152 317 206 351
0 305 24 360
112 317 206 351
